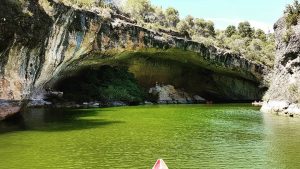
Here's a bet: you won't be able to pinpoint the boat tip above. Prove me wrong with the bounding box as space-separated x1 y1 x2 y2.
152 159 168 169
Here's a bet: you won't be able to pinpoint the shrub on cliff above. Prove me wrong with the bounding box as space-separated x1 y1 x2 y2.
285 0 300 27
225 25 237 37
123 0 154 24
119 0 274 66
255 29 267 41
283 0 300 44
215 29 275 66
238 21 254 38
193 18 216 38
176 20 190 33
165 7 180 28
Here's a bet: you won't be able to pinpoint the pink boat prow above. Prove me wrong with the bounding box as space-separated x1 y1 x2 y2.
152 159 169 169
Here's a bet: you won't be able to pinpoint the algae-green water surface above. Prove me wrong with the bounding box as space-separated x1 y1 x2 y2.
1 104 300 168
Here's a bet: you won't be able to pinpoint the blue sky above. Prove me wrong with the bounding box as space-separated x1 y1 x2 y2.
151 0 293 32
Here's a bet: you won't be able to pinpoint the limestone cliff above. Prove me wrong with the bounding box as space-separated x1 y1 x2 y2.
0 0 105 101
0 0 266 120
261 17 300 117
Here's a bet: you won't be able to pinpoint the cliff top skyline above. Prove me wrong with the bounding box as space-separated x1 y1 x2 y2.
151 0 293 32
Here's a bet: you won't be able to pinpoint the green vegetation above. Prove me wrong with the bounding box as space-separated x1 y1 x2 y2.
82 48 264 101
118 0 275 66
288 84 300 103
285 0 300 27
85 48 257 81
238 21 254 38
215 26 275 66
55 0 122 8
54 0 275 66
283 28 294 43
54 65 145 104
225 25 237 37
283 0 300 43
165 7 180 27
56 0 99 7
123 0 153 22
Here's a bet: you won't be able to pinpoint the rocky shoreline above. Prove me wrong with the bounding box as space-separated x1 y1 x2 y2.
3 99 299 120
28 99 206 108
261 101 300 117
149 84 206 104
0 100 22 120
0 100 209 120
0 84 208 120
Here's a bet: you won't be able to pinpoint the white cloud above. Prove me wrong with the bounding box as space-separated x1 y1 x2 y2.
208 18 274 33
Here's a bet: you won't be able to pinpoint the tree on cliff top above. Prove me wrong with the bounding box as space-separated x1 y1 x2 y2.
225 25 237 37
284 0 300 27
165 7 180 28
177 20 190 33
123 0 153 23
238 21 254 38
118 0 274 66
255 29 267 41
193 18 215 37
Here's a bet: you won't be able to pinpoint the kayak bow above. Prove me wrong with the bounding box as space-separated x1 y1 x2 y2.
152 159 168 169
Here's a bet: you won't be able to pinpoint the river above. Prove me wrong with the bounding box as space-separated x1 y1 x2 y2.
0 104 300 168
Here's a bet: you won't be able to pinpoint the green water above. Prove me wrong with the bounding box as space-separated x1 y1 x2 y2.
0 104 300 169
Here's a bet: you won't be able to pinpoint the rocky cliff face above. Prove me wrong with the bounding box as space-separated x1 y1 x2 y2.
0 0 105 101
0 0 266 120
261 17 300 117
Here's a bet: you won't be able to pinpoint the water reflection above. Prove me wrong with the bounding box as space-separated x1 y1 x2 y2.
263 113 300 168
0 105 300 168
0 108 123 133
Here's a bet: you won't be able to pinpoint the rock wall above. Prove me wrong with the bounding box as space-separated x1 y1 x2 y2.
0 0 266 120
149 84 205 104
0 0 105 101
120 55 263 102
261 17 300 117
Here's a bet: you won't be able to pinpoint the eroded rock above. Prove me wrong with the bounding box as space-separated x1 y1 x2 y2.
0 100 21 120
262 16 300 117
149 84 202 104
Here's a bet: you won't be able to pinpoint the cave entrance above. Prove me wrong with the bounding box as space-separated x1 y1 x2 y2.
50 62 263 105
51 65 145 105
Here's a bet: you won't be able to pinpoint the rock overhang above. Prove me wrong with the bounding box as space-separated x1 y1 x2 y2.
0 0 268 119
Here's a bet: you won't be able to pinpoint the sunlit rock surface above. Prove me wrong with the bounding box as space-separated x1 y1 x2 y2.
149 84 195 104
262 17 300 117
